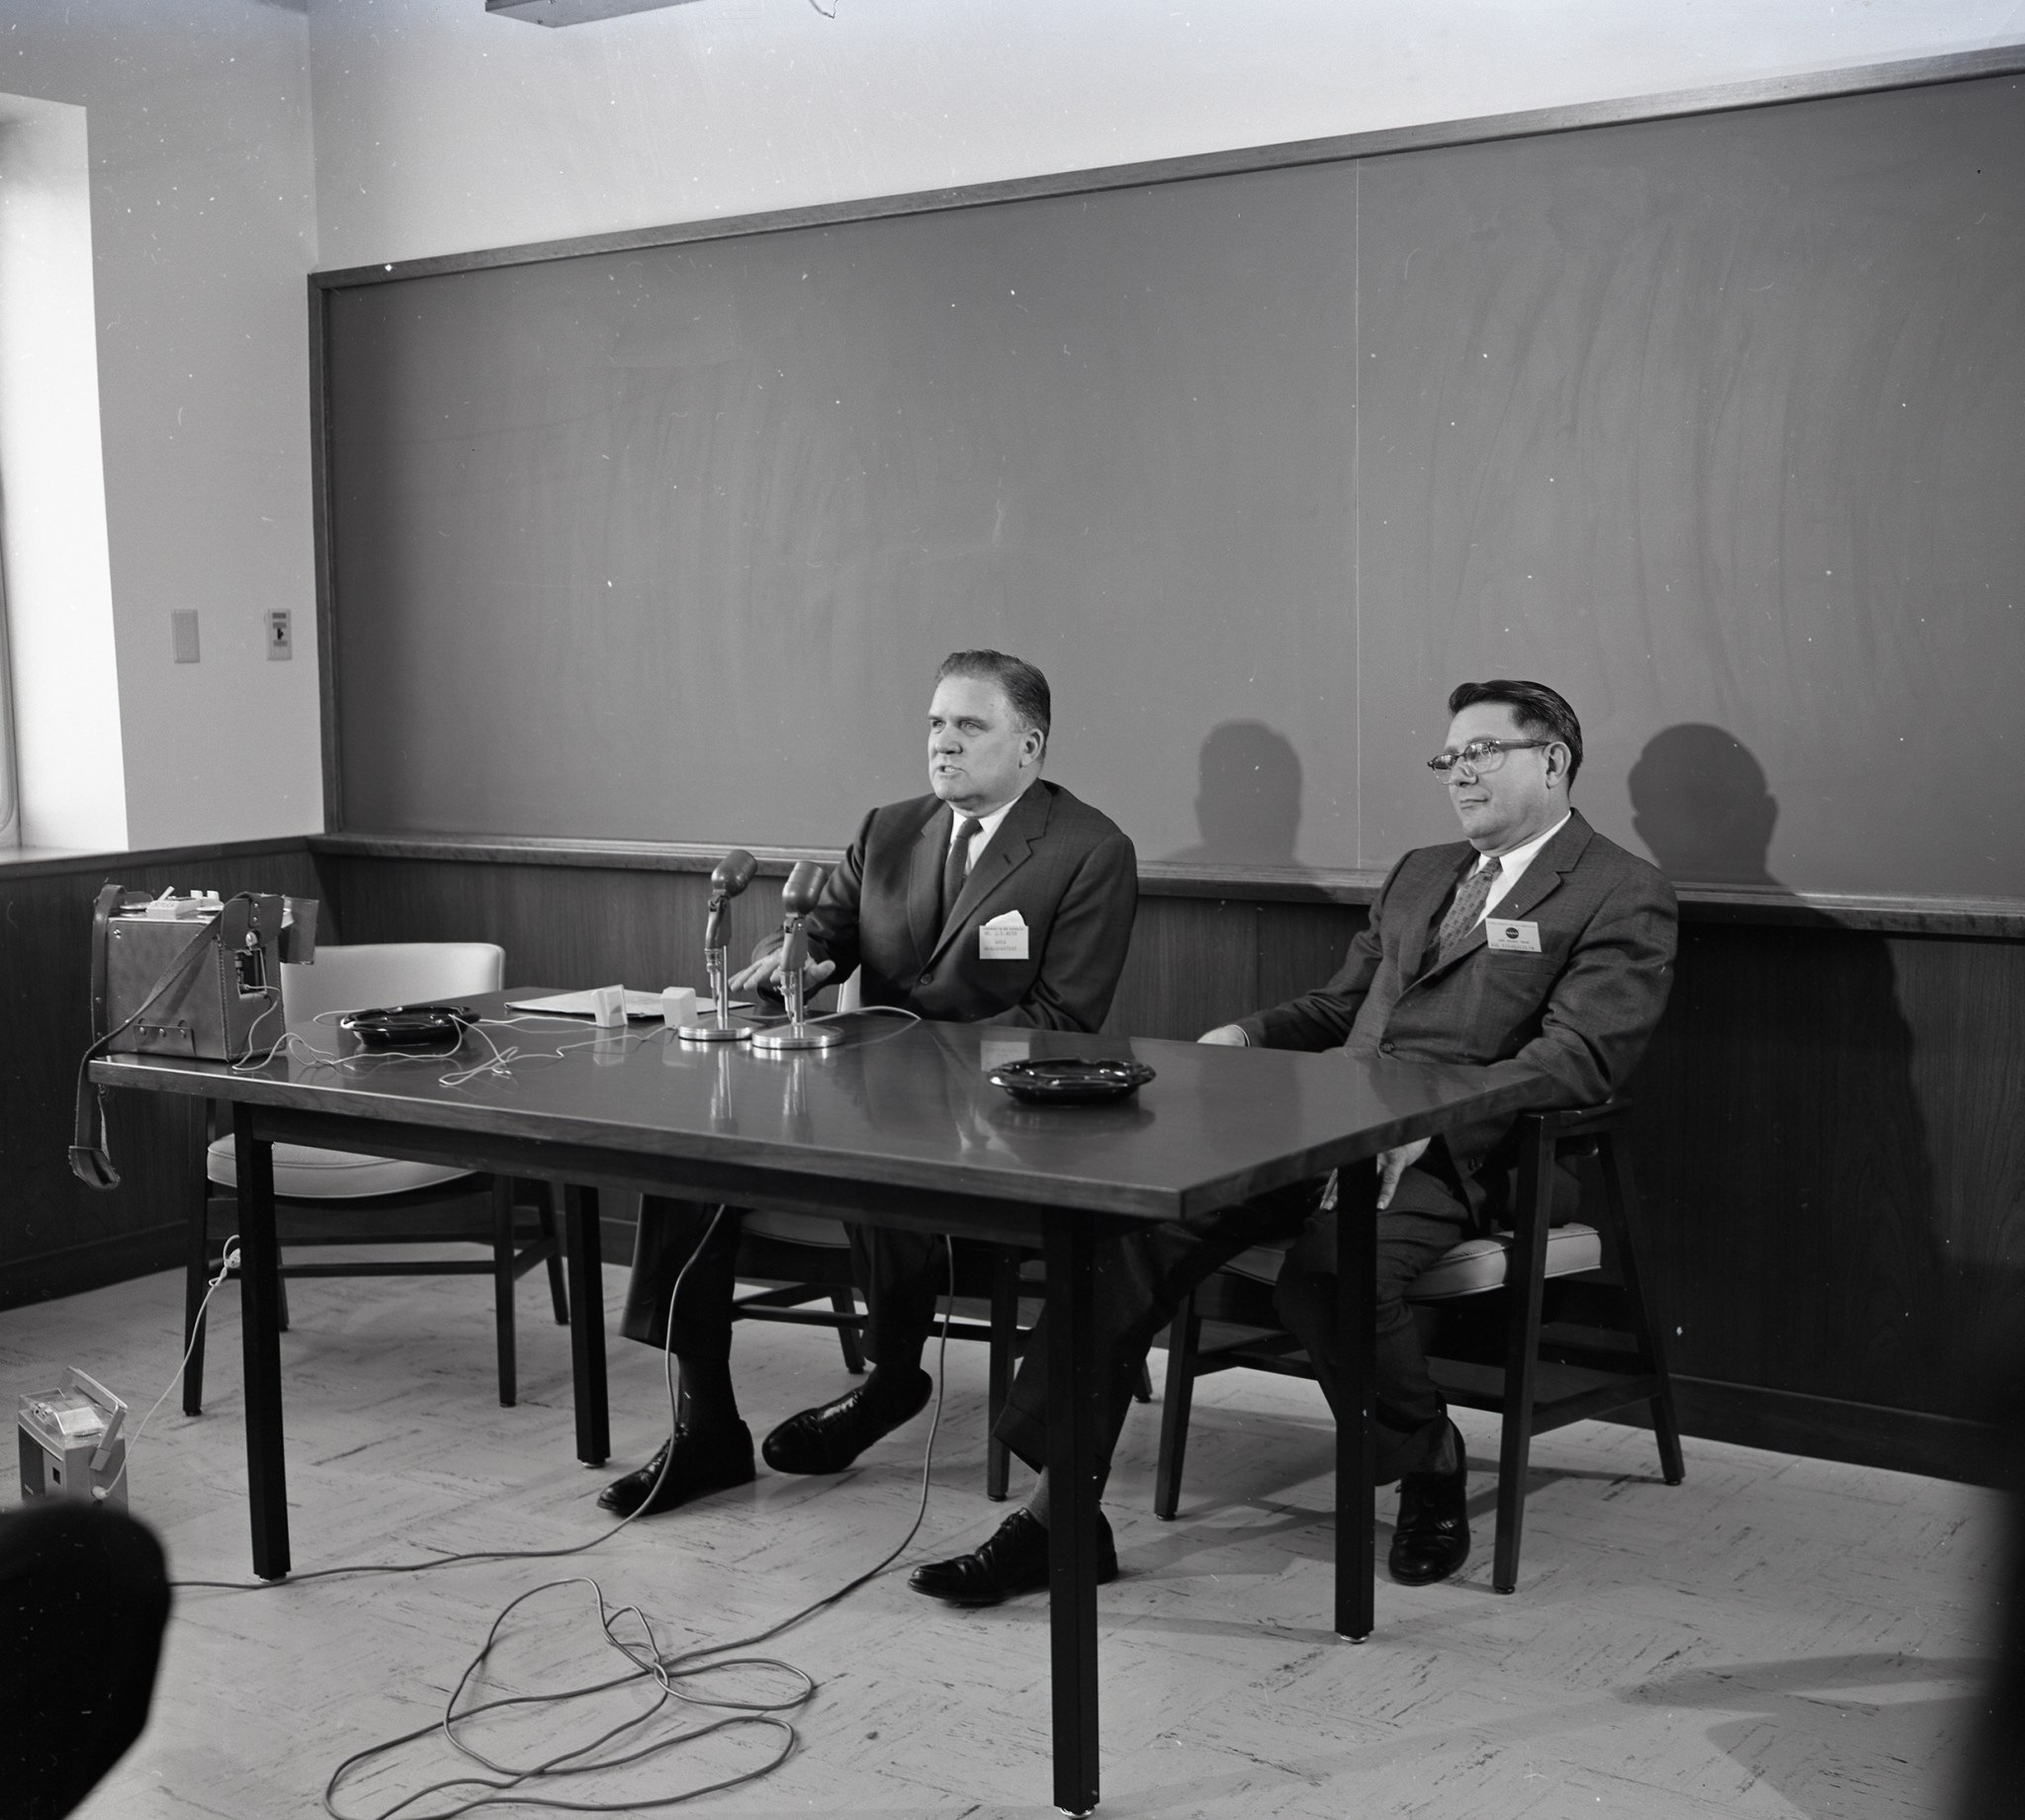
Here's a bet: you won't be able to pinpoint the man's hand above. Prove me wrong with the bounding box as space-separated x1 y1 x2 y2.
1196 1024 1249 1046
1375 1137 1432 1211
728 953 836 998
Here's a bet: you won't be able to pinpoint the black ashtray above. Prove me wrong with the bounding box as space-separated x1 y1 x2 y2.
988 1057 1157 1104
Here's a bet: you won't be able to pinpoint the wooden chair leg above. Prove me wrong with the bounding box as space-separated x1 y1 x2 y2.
1492 1120 1556 1594
492 1177 519 1406
1152 1292 1202 1521
539 1186 571 1325
831 1289 867 1372
1600 1129 1685 1486
987 1247 1021 1501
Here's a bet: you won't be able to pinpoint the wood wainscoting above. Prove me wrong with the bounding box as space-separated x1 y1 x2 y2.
6 831 2019 1485
0 840 324 1307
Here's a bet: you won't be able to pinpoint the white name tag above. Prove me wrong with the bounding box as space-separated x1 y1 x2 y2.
980 918 1029 960
980 910 1028 967
1484 918 1542 953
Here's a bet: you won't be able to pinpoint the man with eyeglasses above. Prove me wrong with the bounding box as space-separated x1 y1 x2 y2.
909 678 1675 1605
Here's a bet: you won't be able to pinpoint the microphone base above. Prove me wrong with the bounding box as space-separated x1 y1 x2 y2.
749 1024 844 1052
676 1022 754 1044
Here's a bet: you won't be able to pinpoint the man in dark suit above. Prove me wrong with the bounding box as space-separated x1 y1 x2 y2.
600 650 1138 1517
911 678 1677 1602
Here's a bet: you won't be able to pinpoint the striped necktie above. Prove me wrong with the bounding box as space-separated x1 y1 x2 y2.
1433 855 1501 965
941 817 984 926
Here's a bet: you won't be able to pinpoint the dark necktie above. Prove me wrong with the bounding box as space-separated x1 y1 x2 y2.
941 817 984 925
1433 855 1501 964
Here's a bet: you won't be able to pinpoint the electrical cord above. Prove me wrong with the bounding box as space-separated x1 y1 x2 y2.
802 1004 921 1034
169 1206 961 1818
226 995 287 1072
89 1235 242 1505
322 1576 809 1818
237 1011 607 1090
169 1202 732 1591
244 1006 920 1091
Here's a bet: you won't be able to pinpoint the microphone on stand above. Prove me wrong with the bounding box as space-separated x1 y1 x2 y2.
679 849 759 1044
702 849 758 953
774 860 825 981
751 861 843 1052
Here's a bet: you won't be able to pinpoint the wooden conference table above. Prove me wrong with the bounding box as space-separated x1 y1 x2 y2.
96 999 1541 1817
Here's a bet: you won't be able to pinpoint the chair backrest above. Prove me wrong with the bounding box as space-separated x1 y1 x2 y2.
280 942 504 1023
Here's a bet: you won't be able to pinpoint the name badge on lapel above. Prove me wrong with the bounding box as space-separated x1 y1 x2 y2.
1484 918 1542 954
980 910 1029 961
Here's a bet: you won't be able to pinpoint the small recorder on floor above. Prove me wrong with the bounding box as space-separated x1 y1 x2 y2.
19 1368 130 1509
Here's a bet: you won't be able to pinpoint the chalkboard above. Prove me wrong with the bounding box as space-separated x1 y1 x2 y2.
324 73 2025 900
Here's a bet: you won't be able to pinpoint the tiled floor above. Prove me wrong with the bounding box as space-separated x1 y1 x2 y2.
0 1257 2000 1818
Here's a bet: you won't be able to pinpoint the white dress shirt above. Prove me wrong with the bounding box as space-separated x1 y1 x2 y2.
946 788 1025 878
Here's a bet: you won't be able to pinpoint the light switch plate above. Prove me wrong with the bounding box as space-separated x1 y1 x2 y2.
266 609 293 660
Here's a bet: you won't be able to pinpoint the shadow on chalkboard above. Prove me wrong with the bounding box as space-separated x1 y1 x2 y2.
1623 725 2004 1469
1628 723 1783 888
1162 722 1309 870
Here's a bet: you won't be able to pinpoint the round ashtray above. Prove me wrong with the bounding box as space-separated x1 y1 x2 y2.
987 1057 1157 1104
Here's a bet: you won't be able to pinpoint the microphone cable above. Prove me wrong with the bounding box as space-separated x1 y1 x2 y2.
163 1208 963 1819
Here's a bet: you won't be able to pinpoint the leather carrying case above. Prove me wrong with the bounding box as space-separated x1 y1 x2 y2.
71 886 319 1189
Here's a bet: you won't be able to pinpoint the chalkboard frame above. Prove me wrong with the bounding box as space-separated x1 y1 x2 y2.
306 43 2025 926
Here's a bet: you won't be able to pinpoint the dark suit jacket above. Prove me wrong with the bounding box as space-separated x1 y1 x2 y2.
1237 809 1676 1216
800 779 1138 1034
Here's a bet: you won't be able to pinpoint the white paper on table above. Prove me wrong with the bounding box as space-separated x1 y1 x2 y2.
506 989 668 1020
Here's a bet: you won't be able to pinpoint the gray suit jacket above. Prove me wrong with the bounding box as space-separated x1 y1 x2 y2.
803 779 1138 1033
1237 809 1677 1213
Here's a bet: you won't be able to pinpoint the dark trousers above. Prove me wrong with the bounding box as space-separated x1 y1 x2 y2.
620 1197 742 1354
845 1226 946 1364
0 1502 170 1820
621 1197 944 1365
1274 1164 1475 1475
995 1154 1571 1491
994 1175 1325 1485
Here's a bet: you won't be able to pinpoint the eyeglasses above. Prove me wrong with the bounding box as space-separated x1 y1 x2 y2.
1425 737 1554 776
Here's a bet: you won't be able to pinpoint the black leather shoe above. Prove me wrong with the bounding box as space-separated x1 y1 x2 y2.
597 1423 754 1517
908 1508 1118 1606
1388 1421 1469 1585
761 1370 933 1475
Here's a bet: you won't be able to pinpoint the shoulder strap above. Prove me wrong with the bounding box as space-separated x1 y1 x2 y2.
89 882 122 1042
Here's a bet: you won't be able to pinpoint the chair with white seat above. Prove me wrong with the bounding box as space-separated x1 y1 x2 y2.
1151 1101 1683 1592
184 942 569 1415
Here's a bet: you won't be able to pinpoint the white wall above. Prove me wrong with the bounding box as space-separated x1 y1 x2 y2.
0 0 320 852
0 94 126 851
307 0 2025 270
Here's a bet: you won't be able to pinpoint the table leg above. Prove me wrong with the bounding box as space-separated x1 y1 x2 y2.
1043 1210 1101 1817
1336 1156 1377 1642
563 1184 609 1466
233 1110 291 1581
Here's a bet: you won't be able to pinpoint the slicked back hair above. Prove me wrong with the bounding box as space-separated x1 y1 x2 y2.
934 650 1051 755
1447 678 1584 785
